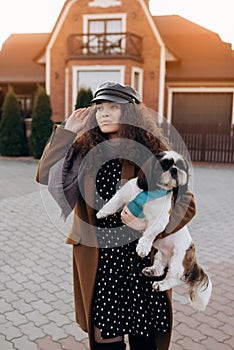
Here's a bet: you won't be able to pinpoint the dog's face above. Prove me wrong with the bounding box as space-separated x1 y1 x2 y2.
137 151 189 191
157 151 189 190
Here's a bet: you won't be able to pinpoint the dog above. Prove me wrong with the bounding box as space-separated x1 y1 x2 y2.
96 151 212 311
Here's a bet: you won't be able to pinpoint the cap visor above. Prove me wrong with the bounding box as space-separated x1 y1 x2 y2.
91 94 129 104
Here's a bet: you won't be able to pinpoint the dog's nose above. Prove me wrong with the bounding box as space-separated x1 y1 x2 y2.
170 167 178 179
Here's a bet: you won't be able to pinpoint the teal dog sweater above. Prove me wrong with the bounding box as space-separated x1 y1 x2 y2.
127 189 170 218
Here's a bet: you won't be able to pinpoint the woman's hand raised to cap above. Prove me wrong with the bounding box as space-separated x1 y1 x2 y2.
65 107 91 134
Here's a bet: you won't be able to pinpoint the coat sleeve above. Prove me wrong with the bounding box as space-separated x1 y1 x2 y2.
35 125 77 185
155 190 196 240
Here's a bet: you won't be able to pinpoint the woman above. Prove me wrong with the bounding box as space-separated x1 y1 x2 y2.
36 82 196 350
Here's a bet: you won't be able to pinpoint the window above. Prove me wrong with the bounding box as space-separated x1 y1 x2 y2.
72 65 125 109
87 19 122 54
17 95 32 118
131 67 143 99
133 71 140 92
77 69 121 91
83 14 126 55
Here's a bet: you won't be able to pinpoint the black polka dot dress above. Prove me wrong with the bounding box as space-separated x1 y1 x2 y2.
92 159 171 339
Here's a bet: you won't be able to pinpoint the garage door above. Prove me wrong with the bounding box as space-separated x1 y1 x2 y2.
172 92 232 126
168 92 234 163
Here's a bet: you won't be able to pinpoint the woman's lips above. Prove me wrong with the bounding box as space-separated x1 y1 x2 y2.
100 120 113 125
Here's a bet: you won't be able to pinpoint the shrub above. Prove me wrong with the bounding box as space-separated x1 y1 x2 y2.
0 87 28 156
31 87 53 159
75 87 93 109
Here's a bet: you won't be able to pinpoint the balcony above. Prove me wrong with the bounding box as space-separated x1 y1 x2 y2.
67 32 143 61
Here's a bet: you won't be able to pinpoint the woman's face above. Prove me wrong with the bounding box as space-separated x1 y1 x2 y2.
95 101 122 138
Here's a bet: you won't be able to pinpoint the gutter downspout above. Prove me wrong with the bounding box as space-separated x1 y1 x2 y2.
45 0 77 95
45 49 51 94
138 0 166 124
65 67 69 119
158 46 166 124
232 92 234 125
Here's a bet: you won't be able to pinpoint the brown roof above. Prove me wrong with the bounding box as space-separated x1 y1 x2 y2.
0 33 50 83
1 15 234 84
154 15 234 81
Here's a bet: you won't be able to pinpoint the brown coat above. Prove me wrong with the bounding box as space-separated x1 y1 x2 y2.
36 125 196 350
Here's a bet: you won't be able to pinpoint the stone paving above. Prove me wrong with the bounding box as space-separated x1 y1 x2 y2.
0 157 234 350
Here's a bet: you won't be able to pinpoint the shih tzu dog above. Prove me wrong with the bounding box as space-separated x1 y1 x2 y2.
97 151 212 311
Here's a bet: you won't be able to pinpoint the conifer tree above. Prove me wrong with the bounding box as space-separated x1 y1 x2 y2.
31 87 53 159
75 87 93 109
0 87 28 156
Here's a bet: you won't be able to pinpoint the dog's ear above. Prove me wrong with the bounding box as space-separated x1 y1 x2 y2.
173 183 188 203
181 158 189 175
137 168 148 191
137 155 160 191
173 157 190 201
157 152 166 161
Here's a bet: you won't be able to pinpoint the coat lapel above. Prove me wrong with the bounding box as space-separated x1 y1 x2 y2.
121 159 135 185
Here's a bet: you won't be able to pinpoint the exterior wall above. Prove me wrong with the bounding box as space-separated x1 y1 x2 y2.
125 1 161 110
48 0 161 121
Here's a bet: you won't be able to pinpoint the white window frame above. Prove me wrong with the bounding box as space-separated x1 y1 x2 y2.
82 13 127 54
71 65 125 109
131 67 143 100
83 13 127 34
167 87 234 125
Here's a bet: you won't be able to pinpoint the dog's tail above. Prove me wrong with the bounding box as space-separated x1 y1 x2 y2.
182 243 212 311
189 274 212 311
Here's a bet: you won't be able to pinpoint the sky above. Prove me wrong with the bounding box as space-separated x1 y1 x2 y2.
0 0 234 50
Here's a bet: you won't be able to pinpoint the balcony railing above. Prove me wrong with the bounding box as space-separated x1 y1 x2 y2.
67 32 143 61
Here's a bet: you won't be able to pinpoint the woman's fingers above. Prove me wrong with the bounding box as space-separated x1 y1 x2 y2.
121 205 146 231
65 107 91 133
75 107 91 119
121 205 135 222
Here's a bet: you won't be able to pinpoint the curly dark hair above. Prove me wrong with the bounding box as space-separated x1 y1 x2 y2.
71 103 171 169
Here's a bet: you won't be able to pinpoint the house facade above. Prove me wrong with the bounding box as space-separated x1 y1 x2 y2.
38 0 165 121
154 15 234 130
0 0 234 161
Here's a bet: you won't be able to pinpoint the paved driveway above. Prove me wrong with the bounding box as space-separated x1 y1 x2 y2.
0 158 233 350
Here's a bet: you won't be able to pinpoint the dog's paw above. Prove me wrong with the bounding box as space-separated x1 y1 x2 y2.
142 266 157 277
152 281 163 291
136 237 152 258
142 265 165 277
152 281 168 292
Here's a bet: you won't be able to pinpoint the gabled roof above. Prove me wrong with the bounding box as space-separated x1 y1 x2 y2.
1 15 234 83
0 33 50 83
154 15 234 80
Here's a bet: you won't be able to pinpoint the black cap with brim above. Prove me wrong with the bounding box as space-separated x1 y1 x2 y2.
92 92 132 104
91 82 141 104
